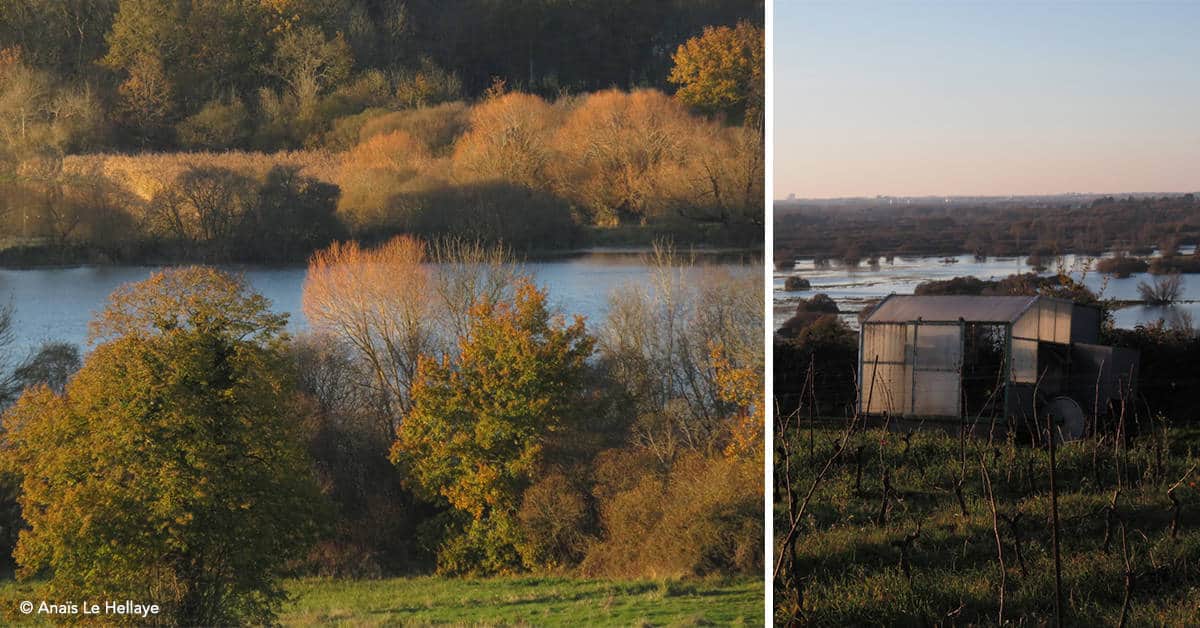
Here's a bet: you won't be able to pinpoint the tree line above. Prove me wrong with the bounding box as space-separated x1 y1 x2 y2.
774 195 1200 269
0 4 764 261
0 0 762 150
0 238 763 625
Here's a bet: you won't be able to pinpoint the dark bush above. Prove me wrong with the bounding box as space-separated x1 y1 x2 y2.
784 275 810 291
1097 254 1149 277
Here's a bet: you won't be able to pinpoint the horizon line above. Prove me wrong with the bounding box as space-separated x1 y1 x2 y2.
776 191 1200 202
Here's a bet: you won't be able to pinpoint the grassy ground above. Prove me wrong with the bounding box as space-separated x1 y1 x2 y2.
775 422 1200 626
281 576 764 626
0 576 762 626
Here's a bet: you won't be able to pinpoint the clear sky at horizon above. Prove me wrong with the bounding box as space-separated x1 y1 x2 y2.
775 1 1200 199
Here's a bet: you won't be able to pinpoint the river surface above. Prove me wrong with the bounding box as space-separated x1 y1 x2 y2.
0 252 756 356
774 248 1200 331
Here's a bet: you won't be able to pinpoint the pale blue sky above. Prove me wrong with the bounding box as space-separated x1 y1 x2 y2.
775 1 1200 198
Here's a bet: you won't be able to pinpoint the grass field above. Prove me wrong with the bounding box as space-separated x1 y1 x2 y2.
281 576 764 626
0 576 762 626
775 422 1200 626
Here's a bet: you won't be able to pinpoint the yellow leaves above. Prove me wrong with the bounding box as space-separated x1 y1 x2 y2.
392 276 594 571
668 21 764 122
710 342 763 462
552 88 706 224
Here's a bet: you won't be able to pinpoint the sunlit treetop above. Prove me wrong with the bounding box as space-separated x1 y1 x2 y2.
668 20 763 125
89 266 287 343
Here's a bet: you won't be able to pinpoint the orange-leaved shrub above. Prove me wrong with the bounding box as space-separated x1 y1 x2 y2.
452 92 558 190
551 89 701 226
580 450 761 578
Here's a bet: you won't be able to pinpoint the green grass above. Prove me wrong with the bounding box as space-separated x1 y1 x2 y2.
281 576 764 627
775 423 1200 626
0 576 762 626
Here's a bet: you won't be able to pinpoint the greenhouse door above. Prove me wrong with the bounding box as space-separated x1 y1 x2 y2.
910 322 963 418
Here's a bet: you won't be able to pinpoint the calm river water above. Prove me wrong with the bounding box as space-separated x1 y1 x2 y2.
0 252 756 356
774 249 1200 331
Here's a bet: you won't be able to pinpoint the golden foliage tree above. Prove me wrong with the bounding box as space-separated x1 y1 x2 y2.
668 20 764 126
452 91 556 190
552 89 697 225
303 236 524 435
0 267 323 625
711 341 763 462
391 279 594 574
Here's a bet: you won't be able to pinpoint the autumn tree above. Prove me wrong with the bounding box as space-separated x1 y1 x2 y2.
668 20 764 126
0 54 55 155
710 341 762 462
302 236 523 433
553 89 695 225
271 25 354 111
0 0 119 77
0 267 323 625
391 279 595 574
452 91 556 190
147 166 258 256
600 243 762 459
302 237 433 432
114 51 176 145
104 0 271 113
0 52 107 156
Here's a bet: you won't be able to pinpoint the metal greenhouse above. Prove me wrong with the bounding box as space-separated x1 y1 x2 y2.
857 295 1138 438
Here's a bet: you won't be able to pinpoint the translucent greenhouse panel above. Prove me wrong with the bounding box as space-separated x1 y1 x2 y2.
1013 305 1038 340
1011 338 1037 383
862 324 906 364
1054 300 1071 343
913 324 961 371
1038 300 1056 342
912 370 960 416
862 363 908 414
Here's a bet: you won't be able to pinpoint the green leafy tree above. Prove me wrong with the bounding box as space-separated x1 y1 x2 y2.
0 267 324 625
391 279 594 574
668 20 763 126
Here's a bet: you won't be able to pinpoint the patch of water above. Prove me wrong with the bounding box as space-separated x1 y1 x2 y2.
774 249 1200 331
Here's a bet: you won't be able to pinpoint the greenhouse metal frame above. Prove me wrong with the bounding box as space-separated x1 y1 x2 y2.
857 294 1133 424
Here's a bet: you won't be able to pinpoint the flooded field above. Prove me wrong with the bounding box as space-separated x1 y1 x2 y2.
774 249 1200 330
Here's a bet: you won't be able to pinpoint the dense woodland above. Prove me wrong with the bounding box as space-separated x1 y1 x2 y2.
0 1 764 263
774 195 1200 269
0 241 763 624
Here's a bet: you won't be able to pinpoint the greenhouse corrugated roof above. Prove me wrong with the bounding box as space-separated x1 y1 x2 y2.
864 295 1039 324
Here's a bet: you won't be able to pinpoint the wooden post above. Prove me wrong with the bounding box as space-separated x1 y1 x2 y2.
1048 409 1064 625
